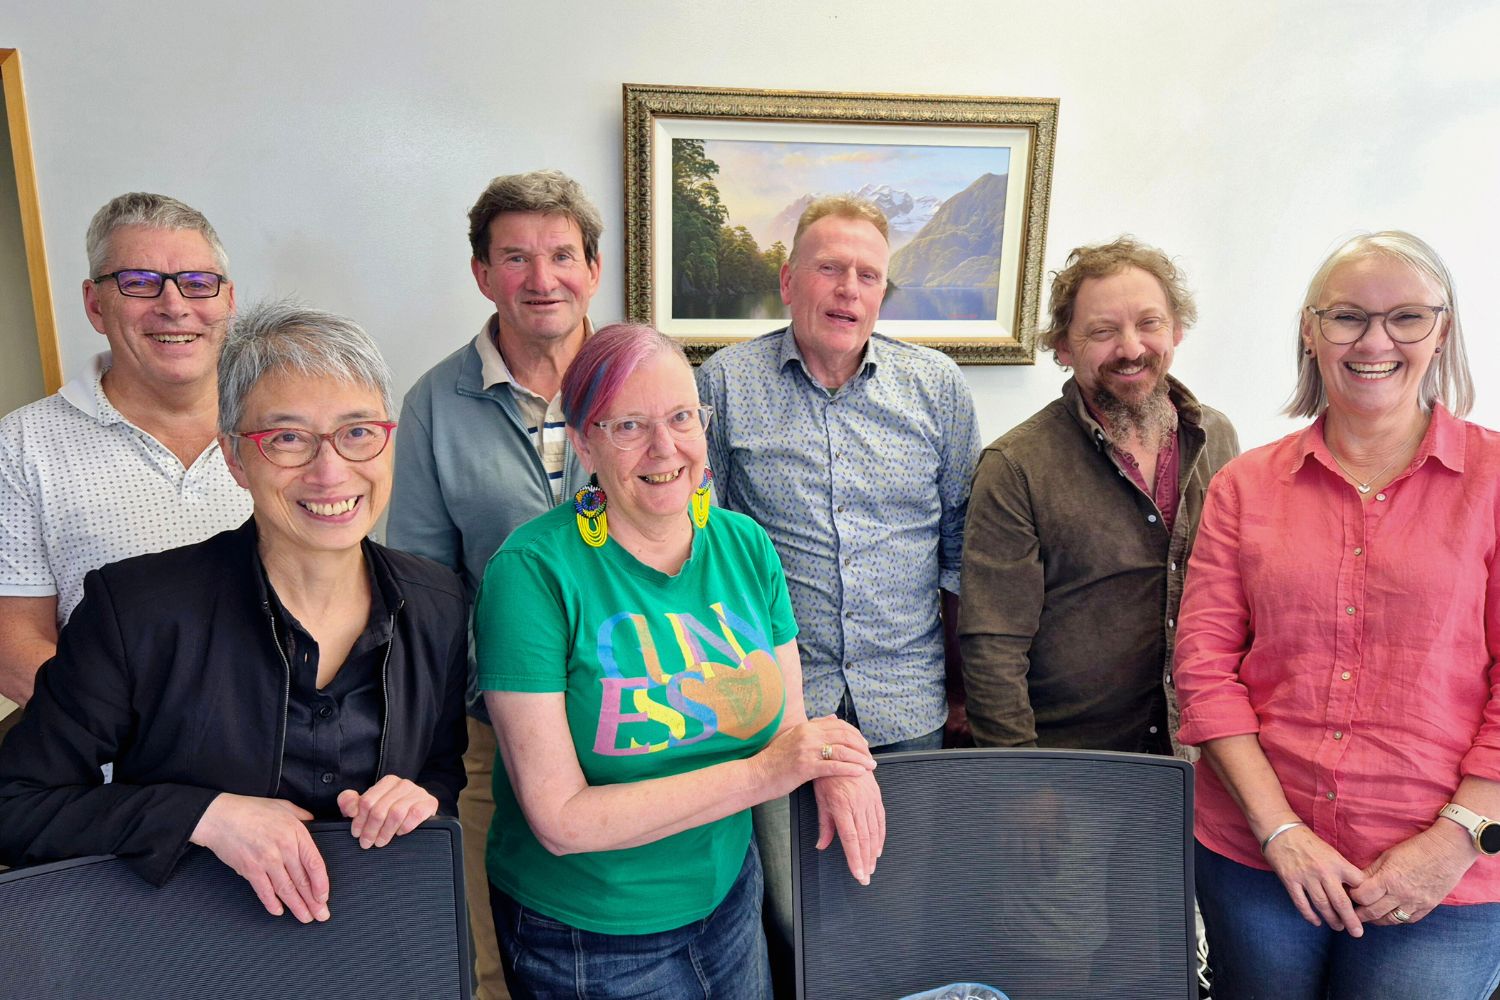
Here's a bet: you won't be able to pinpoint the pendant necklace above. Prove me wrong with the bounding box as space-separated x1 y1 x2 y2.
1326 427 1422 495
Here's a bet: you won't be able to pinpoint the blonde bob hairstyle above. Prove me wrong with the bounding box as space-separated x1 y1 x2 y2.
1287 231 1473 419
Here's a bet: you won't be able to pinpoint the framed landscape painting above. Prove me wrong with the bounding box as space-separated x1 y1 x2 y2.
623 84 1059 364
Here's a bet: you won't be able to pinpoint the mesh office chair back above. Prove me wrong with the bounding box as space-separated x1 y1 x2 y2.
792 749 1195 1000
0 818 469 1000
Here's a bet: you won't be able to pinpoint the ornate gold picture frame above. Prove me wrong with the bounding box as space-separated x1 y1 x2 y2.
623 84 1058 365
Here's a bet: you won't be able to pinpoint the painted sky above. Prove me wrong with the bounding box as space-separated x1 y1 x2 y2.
702 139 1010 247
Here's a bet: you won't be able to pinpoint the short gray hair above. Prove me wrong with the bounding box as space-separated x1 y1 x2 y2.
219 302 393 436
1286 231 1474 418
85 192 228 276
467 169 604 264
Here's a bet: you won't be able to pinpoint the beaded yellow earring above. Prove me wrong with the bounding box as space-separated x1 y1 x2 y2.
691 467 713 529
574 475 608 547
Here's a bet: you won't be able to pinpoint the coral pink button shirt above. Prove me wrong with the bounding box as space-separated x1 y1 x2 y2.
1176 405 1500 903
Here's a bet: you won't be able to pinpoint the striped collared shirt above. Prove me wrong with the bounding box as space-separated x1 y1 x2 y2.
475 318 592 505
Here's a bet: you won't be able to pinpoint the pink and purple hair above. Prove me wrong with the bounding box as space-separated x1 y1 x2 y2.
561 323 690 431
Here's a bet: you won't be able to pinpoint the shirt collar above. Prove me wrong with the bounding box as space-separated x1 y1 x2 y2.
62 353 227 457
58 351 127 427
1290 403 1464 480
476 315 594 391
243 517 401 628
776 324 884 387
1426 403 1467 473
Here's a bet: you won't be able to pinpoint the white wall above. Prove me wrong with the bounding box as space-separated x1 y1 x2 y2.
2 0 1498 449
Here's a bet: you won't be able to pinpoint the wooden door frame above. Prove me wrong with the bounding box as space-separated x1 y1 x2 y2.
2 48 61 394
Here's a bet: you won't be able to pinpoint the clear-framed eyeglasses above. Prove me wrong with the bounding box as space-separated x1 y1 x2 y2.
593 405 714 450
234 421 397 468
91 269 227 299
1307 304 1446 345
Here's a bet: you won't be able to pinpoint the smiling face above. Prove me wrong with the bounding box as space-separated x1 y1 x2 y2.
1056 266 1183 414
1305 255 1447 423
780 215 889 386
223 370 392 559
569 351 706 536
472 210 600 350
83 225 235 393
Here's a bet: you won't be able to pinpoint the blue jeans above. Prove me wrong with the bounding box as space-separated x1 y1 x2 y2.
1196 842 1500 1000
489 841 770 1000
868 729 945 753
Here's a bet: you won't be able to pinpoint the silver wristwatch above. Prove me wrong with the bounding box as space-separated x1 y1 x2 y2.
1438 802 1500 857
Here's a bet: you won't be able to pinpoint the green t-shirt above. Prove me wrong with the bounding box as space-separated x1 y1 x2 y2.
475 503 797 934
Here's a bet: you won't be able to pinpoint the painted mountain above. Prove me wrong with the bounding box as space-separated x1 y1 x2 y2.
764 183 943 252
888 172 1008 288
852 183 943 250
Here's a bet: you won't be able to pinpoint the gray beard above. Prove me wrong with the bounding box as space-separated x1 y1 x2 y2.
1094 380 1178 451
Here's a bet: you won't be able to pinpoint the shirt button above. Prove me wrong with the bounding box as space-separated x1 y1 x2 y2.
1345 606 1356 615
1375 493 1387 502
1118 468 1126 477
1148 725 1159 734
1333 730 1344 740
844 611 854 619
1170 562 1178 572
317 706 333 719
1165 673 1173 685
836 504 846 513
320 772 335 785
1326 791 1336 800
1168 618 1175 628
1147 514 1158 524
1353 547 1363 556
1341 671 1352 681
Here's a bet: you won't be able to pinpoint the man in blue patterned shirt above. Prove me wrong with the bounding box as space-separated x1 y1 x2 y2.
696 195 981 986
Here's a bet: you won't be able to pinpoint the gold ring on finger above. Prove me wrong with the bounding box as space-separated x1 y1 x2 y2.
1392 908 1412 923
820 743 834 761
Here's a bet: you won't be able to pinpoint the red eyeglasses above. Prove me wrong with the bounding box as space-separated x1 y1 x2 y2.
234 421 397 468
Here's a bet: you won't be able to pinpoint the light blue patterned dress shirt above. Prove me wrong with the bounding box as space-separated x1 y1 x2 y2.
697 327 981 745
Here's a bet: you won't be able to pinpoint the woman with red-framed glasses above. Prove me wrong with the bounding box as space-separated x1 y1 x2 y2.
0 302 468 927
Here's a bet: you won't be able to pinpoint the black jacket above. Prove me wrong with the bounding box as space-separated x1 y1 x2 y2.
0 520 468 885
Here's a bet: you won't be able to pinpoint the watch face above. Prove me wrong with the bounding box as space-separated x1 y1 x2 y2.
1480 822 1500 856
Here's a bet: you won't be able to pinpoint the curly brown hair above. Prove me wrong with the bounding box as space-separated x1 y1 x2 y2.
1042 237 1197 363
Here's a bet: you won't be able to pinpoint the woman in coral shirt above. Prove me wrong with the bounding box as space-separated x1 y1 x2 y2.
1176 232 1500 999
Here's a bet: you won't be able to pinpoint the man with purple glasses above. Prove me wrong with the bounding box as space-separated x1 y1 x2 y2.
0 193 251 727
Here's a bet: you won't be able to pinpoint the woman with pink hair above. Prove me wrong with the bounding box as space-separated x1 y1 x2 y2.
474 323 884 999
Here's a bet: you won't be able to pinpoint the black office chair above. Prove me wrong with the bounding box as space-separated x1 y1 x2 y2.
0 818 469 1000
792 748 1196 1000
